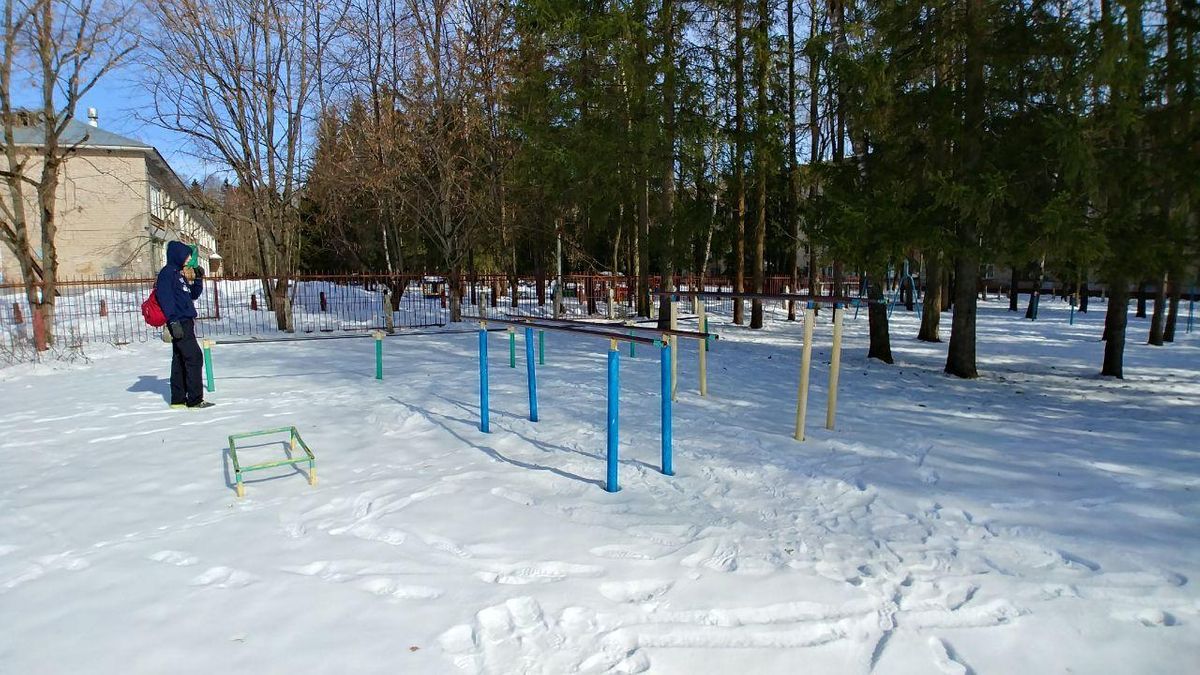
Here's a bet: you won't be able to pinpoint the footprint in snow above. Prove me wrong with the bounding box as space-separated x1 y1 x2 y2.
149 550 199 567
190 566 257 589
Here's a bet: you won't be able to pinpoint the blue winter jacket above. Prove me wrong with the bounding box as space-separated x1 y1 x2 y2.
155 241 203 322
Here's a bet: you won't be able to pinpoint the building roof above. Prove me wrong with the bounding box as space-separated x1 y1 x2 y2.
9 116 152 150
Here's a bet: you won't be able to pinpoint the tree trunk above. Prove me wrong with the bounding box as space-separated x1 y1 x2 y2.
918 252 942 342
1148 273 1166 345
1102 277 1129 377
449 266 463 322
733 0 746 325
1164 278 1181 341
786 0 798 322
1009 264 1020 311
1080 282 1090 312
750 0 768 329
867 268 893 363
1025 256 1045 320
1136 281 1147 318
945 0 984 380
273 277 293 332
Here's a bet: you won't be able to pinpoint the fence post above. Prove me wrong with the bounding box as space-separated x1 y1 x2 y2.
607 339 620 492
320 291 327 312
99 299 107 317
213 278 221 320
479 322 490 432
32 306 48 351
11 302 22 324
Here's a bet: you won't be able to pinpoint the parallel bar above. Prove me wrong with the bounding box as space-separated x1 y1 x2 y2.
525 327 539 422
479 325 490 433
503 313 715 342
606 340 620 493
661 340 674 476
470 315 659 345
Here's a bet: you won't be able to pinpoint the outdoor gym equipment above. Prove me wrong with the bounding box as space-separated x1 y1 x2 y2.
654 290 847 440
228 426 316 498
473 315 713 493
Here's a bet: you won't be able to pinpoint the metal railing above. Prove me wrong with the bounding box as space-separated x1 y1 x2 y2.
1 272 857 351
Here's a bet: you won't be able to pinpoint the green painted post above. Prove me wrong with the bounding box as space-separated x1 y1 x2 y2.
509 328 516 368
629 329 635 357
538 330 545 365
374 331 384 380
202 340 215 392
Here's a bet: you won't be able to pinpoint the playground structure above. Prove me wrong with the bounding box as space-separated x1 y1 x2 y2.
228 426 316 498
470 314 715 493
199 289 856 497
654 289 848 441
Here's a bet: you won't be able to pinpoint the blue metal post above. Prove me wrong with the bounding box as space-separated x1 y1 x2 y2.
525 327 539 422
1189 287 1195 333
660 340 674 476
478 327 490 433
606 341 620 492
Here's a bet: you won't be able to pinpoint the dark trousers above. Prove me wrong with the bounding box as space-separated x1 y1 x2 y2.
170 319 205 405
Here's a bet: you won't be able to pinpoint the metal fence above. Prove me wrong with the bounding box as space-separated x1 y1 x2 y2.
1 272 856 351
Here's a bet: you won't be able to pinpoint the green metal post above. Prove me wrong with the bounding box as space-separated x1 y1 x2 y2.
509 328 516 368
202 341 215 392
375 332 383 380
538 330 545 365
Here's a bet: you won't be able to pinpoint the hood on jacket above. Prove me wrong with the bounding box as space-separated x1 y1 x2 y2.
166 241 193 268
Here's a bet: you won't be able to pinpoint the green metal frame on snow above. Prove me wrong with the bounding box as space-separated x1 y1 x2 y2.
227 426 316 498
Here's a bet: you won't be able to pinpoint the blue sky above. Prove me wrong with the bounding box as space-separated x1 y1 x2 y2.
11 61 212 182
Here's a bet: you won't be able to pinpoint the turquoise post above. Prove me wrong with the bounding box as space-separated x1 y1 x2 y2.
202 342 214 392
606 342 620 492
509 328 516 368
375 336 383 380
661 340 674 476
479 327 490 432
525 327 539 422
538 330 545 365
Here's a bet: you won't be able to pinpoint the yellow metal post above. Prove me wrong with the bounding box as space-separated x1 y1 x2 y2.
826 305 844 430
794 306 815 441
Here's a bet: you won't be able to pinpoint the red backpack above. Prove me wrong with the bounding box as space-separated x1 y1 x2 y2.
142 290 167 327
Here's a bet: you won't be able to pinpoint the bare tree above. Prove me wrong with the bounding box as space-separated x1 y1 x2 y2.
142 0 338 331
0 0 136 349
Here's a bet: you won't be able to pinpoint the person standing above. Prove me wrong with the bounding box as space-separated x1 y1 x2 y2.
156 241 213 409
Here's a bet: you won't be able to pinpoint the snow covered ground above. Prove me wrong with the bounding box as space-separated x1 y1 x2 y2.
1 296 1197 674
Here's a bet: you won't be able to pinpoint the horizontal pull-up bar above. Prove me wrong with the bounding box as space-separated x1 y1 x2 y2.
654 290 853 304
213 327 503 346
498 313 717 342
472 315 661 346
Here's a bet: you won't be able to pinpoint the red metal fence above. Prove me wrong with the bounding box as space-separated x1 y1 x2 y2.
1 272 857 351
